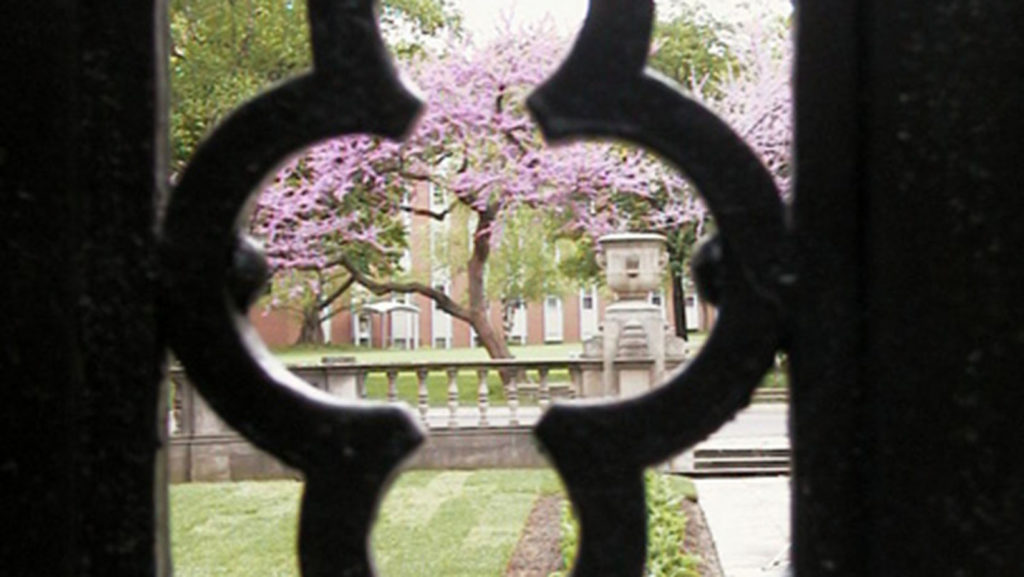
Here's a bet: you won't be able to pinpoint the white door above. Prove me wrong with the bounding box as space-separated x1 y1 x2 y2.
684 293 701 331
389 294 415 349
544 296 563 342
509 300 527 344
353 311 371 347
579 287 599 341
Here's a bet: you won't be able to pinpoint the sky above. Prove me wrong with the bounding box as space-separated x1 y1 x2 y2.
449 0 792 40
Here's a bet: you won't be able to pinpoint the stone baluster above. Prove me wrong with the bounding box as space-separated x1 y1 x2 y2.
477 369 489 427
356 371 367 399
447 368 459 428
538 367 551 411
417 369 430 424
386 370 398 404
507 370 519 426
569 366 581 399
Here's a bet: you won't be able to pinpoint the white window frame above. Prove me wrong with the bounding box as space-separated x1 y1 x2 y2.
544 295 564 343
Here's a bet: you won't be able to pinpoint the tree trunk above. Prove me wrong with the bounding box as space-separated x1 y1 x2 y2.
671 271 689 341
473 311 512 360
467 206 512 362
295 305 325 345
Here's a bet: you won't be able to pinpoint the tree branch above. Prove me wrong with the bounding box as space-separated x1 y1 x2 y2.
494 84 530 157
396 169 441 184
502 127 529 157
337 256 474 325
315 274 357 313
400 204 451 221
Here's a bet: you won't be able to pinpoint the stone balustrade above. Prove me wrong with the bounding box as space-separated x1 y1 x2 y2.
168 358 599 435
165 356 692 481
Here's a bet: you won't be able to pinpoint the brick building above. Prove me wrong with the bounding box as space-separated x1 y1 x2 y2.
251 185 713 349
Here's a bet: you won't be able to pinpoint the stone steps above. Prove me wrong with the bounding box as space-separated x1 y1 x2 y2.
752 388 789 404
675 446 791 478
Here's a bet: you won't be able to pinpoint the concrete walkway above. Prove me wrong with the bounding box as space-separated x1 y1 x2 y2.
695 477 791 577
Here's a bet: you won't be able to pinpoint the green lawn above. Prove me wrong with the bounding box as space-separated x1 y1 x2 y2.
171 470 564 577
275 343 581 407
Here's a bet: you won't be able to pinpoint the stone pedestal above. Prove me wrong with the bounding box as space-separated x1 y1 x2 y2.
603 301 665 396
578 232 689 399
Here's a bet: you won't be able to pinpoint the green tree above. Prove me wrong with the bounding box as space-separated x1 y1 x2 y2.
486 209 571 342
254 180 411 345
170 0 460 344
646 7 734 338
169 0 460 174
649 5 734 94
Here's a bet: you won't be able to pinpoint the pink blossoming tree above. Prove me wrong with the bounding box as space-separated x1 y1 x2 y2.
579 14 794 337
252 15 792 357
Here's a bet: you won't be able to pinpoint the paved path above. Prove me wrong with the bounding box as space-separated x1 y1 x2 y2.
703 404 788 443
695 477 791 577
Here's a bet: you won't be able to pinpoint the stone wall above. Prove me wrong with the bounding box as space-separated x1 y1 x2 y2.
169 428 546 482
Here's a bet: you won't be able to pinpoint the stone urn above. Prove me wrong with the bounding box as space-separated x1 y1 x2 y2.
597 232 668 301
575 233 672 398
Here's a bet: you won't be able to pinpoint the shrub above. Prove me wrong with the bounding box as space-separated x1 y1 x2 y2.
551 472 700 577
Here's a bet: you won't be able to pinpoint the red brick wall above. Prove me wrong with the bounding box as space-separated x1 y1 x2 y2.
414 293 433 348
563 291 581 343
329 309 353 344
527 301 544 345
249 308 300 348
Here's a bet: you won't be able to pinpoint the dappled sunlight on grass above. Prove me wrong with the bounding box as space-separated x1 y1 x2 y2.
170 471 565 577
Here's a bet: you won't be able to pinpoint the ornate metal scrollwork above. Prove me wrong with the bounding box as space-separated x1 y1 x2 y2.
160 0 788 576
161 1 425 576
527 1 788 575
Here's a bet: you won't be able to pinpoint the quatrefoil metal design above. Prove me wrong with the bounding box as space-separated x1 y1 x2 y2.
160 1 789 576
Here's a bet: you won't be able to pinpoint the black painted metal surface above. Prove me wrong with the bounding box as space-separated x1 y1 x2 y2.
160 0 788 575
160 2 424 576
791 1 1024 575
861 2 1024 574
791 1 869 575
0 1 166 576
5 0 1024 576
528 1 788 574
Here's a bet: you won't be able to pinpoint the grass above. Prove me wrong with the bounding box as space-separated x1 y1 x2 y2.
170 481 302 577
171 470 564 577
759 353 790 389
374 470 563 577
274 343 581 407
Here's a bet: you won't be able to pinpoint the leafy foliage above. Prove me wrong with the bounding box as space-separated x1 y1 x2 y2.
649 6 734 92
254 22 702 354
169 0 461 173
552 472 700 577
169 0 310 172
179 2 790 352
